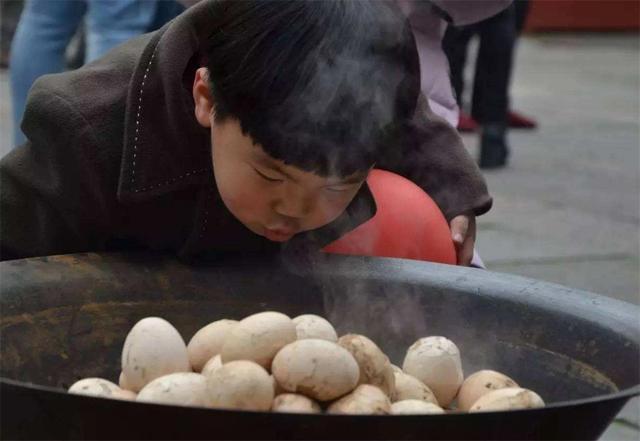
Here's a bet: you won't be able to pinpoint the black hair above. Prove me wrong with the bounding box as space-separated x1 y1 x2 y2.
205 0 420 177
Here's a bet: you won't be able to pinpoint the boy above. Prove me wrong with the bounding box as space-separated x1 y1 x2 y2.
0 0 491 263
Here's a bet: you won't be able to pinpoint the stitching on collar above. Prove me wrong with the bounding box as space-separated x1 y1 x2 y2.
131 44 159 187
133 168 209 193
198 186 215 239
130 41 209 194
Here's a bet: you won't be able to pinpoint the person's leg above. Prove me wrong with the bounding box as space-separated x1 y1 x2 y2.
514 0 530 34
508 0 538 130
85 0 159 62
442 25 476 109
472 6 516 126
1 0 25 68
443 24 479 132
471 5 517 168
9 0 85 147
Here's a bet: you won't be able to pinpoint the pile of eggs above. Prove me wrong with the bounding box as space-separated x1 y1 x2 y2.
68 311 545 414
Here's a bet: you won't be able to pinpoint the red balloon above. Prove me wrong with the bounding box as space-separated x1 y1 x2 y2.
323 169 457 264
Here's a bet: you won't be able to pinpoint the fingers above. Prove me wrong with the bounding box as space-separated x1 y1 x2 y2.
450 214 476 266
458 234 475 266
449 215 469 246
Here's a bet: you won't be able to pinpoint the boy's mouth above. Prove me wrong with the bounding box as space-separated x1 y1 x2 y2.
263 227 296 242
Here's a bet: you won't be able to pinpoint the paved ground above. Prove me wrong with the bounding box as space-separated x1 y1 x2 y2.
469 34 639 307
1 32 638 439
463 33 640 440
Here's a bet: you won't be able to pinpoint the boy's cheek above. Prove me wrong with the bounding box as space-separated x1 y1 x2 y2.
217 179 269 223
311 196 355 229
224 187 267 217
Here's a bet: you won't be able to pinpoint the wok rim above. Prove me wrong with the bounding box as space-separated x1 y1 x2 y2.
1 376 638 417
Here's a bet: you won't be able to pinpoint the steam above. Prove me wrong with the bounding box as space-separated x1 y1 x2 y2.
316 261 504 374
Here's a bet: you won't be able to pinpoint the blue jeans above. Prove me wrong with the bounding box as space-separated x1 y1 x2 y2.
9 0 180 147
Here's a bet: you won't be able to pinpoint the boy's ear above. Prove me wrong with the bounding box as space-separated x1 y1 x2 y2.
193 67 214 128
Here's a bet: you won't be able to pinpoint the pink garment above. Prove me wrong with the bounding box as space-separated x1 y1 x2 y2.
396 0 512 127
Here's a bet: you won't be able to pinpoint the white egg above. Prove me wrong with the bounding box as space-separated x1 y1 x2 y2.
402 336 463 407
121 317 191 392
137 372 211 407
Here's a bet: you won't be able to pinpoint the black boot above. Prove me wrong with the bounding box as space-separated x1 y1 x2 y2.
479 123 509 169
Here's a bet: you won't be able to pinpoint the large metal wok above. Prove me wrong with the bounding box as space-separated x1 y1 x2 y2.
1 252 638 440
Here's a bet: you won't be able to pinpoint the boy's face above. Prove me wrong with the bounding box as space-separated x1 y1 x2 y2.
193 69 368 242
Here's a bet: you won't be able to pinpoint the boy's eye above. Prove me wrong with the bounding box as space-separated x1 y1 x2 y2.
325 185 355 193
254 168 283 182
325 187 348 193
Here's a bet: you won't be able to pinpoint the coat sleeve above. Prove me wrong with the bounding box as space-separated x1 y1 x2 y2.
0 80 118 261
377 95 493 221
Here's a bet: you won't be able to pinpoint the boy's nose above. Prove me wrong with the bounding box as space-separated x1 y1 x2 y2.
274 192 314 220
274 200 311 219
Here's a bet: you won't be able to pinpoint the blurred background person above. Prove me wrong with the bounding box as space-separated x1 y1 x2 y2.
9 0 184 147
443 0 537 169
396 0 512 129
0 1 23 68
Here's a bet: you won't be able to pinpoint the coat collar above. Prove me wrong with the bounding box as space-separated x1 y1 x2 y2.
119 1 214 203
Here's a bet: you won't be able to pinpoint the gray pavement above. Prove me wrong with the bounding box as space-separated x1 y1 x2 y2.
469 35 639 310
1 32 639 439
464 33 640 440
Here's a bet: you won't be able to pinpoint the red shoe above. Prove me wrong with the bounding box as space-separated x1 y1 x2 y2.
457 112 479 132
508 110 538 129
